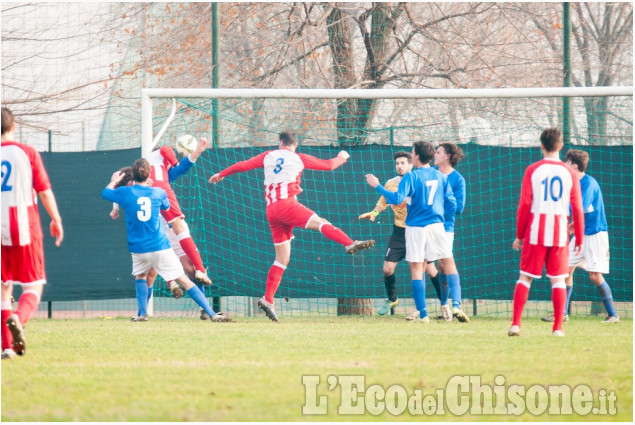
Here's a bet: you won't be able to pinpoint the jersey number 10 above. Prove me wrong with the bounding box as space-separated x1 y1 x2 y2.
541 176 563 202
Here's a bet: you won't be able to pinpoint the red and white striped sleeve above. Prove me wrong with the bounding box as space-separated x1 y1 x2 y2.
569 168 585 245
516 165 534 240
27 145 51 193
297 153 346 171
219 151 269 178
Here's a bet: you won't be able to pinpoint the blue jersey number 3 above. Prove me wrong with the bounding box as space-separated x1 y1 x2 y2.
273 157 284 174
1 160 13 192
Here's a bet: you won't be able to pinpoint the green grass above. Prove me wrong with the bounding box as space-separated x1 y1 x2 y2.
1 316 632 421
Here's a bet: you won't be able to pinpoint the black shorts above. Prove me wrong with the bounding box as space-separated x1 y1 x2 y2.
384 225 406 263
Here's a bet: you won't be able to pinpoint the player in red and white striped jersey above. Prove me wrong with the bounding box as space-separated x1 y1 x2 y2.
144 140 212 286
209 131 374 322
1 107 64 359
509 127 584 337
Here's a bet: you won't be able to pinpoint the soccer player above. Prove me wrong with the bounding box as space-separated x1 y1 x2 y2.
145 138 212 286
509 128 584 337
208 131 375 322
102 158 230 322
1 107 64 359
110 167 189 308
366 141 457 323
359 151 414 315
541 149 618 323
405 143 470 322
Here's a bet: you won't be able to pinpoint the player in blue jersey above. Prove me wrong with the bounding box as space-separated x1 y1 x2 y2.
541 149 619 323
110 139 213 318
406 143 469 322
430 143 469 322
102 158 230 322
366 141 457 323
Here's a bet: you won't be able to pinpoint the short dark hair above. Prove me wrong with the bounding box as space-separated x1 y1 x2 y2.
279 131 297 146
1 107 14 136
438 142 466 167
566 149 589 173
540 128 562 153
413 141 435 164
394 151 411 163
115 167 134 188
132 159 151 183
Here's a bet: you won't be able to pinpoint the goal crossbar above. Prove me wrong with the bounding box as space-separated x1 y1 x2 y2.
141 86 633 154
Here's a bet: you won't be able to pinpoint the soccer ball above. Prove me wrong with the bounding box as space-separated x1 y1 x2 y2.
175 134 197 156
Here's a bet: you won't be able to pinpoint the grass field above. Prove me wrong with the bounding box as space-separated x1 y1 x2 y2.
1 316 632 421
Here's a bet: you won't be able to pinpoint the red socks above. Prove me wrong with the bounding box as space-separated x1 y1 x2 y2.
16 290 40 325
512 281 530 327
1 303 12 351
264 262 286 304
552 285 566 332
178 236 205 272
319 223 354 247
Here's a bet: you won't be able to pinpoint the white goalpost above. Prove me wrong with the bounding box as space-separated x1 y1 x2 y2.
141 86 633 155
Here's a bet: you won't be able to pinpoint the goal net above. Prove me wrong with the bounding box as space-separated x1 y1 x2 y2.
142 87 633 319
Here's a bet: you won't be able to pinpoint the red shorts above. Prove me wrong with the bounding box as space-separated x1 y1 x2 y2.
1 238 47 286
520 242 569 279
161 187 185 223
266 198 317 245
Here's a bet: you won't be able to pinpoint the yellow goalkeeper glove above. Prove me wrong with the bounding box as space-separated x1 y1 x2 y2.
359 209 379 221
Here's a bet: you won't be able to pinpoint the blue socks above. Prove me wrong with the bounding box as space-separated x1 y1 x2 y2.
597 281 617 317
447 274 462 309
564 286 573 316
439 274 450 306
411 279 427 319
135 279 148 316
187 286 216 317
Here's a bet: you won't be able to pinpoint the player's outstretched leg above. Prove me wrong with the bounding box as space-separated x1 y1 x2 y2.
172 220 213 286
345 240 375 255
176 275 231 322
257 297 279 323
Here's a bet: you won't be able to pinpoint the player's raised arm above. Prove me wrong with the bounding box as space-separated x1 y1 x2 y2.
208 151 268 184
297 151 348 171
368 172 412 206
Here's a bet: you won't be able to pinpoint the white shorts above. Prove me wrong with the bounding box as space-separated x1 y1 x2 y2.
164 220 186 258
131 248 184 282
568 232 610 274
405 223 452 263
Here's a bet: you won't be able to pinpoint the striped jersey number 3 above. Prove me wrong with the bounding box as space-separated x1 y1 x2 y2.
426 180 438 205
1 160 12 192
273 157 284 174
541 176 563 202
137 197 152 221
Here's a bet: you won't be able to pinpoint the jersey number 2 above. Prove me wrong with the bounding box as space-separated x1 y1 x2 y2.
137 197 152 221
1 161 12 192
273 157 284 174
